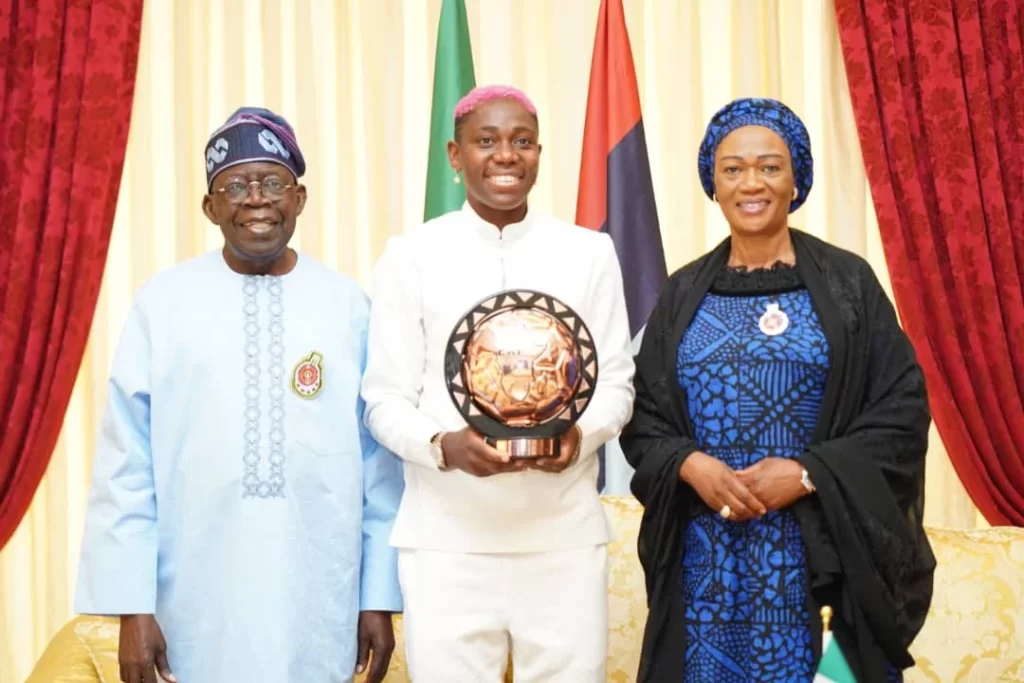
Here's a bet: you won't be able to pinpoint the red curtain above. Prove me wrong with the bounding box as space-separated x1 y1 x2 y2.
835 0 1024 526
0 0 143 550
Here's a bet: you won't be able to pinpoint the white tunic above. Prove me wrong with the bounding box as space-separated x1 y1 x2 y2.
361 205 636 553
75 250 403 683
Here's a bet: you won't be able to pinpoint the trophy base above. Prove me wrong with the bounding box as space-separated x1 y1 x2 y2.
486 437 559 459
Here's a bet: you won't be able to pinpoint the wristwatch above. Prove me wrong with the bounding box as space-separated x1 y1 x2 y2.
430 432 448 470
800 467 816 493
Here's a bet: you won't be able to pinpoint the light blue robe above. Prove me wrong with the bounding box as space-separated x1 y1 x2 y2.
75 250 403 683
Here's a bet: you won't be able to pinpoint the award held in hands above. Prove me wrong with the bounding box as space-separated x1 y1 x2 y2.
444 290 598 458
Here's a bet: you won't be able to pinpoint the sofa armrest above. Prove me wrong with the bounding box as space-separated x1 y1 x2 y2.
25 616 120 683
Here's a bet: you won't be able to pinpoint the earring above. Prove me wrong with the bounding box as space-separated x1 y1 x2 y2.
712 193 718 203
453 171 461 185
792 188 798 201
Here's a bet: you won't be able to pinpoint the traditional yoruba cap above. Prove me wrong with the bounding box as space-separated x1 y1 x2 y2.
697 97 813 213
204 106 306 190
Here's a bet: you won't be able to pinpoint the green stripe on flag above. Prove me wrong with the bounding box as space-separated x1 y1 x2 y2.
423 0 476 221
814 631 857 683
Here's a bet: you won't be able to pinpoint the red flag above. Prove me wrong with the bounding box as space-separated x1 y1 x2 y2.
577 0 667 492
576 0 667 339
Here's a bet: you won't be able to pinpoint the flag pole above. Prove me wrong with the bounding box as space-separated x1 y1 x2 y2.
821 604 834 655
816 604 856 680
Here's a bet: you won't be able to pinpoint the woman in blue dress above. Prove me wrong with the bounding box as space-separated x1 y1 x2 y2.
621 99 935 683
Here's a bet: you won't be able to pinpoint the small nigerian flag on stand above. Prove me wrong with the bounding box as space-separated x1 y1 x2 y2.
815 606 857 683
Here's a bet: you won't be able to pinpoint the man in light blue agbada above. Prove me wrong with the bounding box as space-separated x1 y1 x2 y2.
74 107 403 683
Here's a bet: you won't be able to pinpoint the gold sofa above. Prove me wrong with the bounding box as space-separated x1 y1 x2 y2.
26 497 1024 682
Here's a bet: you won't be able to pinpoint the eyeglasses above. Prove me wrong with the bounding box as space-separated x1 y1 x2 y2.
215 178 293 203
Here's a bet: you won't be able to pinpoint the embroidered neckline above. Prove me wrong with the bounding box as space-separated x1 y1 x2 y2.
711 261 804 296
242 275 287 499
724 260 796 274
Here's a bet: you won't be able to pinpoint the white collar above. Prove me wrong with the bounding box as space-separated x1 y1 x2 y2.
460 201 537 247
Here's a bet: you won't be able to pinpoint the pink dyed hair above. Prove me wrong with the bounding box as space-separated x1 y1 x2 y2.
453 85 537 121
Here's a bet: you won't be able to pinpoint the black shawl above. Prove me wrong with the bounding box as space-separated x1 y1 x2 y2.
622 230 936 682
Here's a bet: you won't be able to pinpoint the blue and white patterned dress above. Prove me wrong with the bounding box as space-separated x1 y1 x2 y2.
676 264 904 682
677 265 823 682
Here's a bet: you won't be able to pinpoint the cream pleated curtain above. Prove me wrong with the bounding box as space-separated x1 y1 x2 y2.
0 1 981 679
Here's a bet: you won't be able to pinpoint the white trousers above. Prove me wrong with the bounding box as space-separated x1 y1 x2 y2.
398 545 608 683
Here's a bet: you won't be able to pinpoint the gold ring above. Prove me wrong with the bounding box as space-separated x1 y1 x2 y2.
719 505 731 519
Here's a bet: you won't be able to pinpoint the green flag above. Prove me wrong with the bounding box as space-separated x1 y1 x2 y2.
423 0 476 221
814 631 857 683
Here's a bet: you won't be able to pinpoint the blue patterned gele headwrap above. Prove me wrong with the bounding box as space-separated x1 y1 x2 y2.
697 97 813 213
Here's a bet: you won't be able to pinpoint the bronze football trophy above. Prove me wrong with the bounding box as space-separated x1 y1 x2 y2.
444 290 598 458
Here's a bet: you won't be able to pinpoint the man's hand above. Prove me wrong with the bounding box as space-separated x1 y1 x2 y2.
679 451 767 521
118 615 175 683
528 425 582 473
736 457 809 511
441 428 527 476
356 611 395 683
